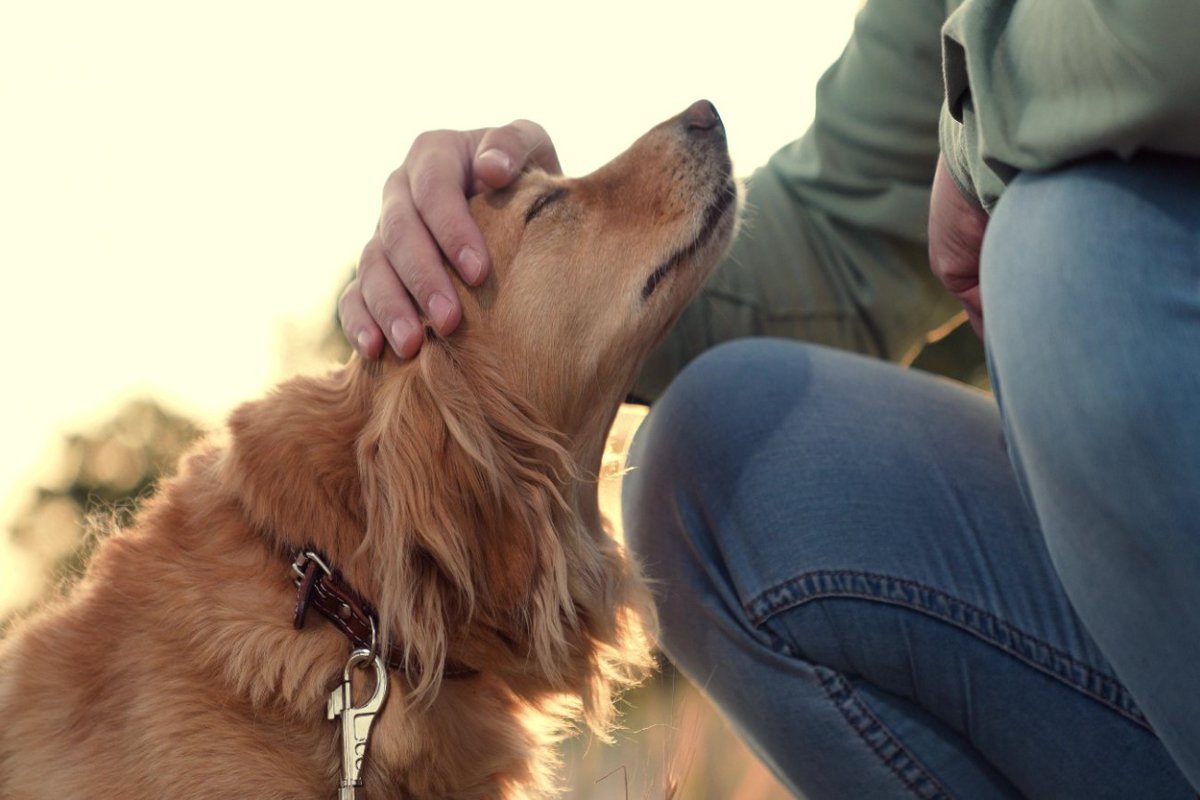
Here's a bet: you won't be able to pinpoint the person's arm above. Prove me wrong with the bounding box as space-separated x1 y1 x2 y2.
939 0 1200 211
632 0 961 402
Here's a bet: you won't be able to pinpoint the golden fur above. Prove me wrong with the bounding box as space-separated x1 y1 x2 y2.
0 104 737 799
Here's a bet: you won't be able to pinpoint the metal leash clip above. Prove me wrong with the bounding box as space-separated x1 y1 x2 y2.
327 648 389 800
292 550 333 586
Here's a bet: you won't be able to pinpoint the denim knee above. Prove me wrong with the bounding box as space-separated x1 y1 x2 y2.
982 156 1200 558
622 340 805 642
626 340 775 540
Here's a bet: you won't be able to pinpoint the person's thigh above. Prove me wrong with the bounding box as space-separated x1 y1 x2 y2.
983 153 1200 791
623 339 1193 799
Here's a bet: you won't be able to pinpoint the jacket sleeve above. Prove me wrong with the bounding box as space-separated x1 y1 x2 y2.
940 0 1200 210
632 0 962 402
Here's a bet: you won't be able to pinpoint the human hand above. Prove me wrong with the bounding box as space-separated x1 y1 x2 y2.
928 153 990 337
340 121 561 358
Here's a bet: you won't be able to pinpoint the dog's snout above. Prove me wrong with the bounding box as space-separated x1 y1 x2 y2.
682 99 721 133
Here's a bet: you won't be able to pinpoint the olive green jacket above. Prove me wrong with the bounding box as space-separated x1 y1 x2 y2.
942 0 1200 210
632 0 1200 402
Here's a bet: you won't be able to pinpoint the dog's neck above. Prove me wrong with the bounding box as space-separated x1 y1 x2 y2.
220 363 372 575
84 346 651 798
217 350 617 697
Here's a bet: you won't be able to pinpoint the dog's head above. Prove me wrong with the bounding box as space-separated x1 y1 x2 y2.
264 103 736 738
357 101 738 721
452 100 738 448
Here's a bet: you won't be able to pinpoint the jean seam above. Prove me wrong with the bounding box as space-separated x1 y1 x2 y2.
804 658 955 800
745 569 1149 730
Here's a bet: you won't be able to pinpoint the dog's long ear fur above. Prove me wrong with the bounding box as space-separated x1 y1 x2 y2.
357 337 597 706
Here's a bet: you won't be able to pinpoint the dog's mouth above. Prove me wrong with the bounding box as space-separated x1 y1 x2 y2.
640 179 738 300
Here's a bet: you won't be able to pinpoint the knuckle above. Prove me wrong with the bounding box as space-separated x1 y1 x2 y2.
337 292 365 333
512 119 550 150
358 254 400 302
357 269 382 306
419 203 465 244
377 208 412 251
364 301 392 329
409 129 439 151
382 166 409 197
338 279 361 308
488 125 523 154
357 238 384 275
510 118 545 138
363 287 406 329
505 119 558 171
356 259 379 287
407 165 441 205
408 158 461 207
386 244 441 298
410 128 456 157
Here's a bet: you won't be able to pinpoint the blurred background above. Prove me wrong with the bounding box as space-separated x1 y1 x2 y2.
1 1 984 796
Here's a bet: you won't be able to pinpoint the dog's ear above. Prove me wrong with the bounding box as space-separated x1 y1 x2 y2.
223 368 369 549
356 338 585 704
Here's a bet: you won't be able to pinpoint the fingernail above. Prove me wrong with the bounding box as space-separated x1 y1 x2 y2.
458 247 484 284
390 319 416 355
477 148 512 176
355 329 373 355
428 293 454 331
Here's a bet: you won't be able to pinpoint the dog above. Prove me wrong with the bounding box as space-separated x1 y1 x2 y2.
0 100 738 799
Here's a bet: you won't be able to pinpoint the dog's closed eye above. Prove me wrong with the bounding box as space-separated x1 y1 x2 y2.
524 188 568 225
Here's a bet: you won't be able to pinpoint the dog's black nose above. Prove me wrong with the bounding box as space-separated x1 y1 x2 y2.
683 99 721 131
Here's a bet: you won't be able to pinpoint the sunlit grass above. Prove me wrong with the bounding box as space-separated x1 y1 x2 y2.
558 660 792 799
586 406 791 800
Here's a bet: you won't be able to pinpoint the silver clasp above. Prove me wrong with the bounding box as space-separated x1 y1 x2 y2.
292 550 333 586
327 648 389 799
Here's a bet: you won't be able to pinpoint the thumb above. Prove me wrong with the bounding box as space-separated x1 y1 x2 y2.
472 119 561 191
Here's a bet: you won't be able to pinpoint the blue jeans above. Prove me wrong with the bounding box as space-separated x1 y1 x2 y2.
623 155 1200 799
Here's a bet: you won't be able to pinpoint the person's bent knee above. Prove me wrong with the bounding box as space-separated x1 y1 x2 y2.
624 339 796 551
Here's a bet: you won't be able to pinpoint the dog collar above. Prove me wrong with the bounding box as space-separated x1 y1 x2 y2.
291 549 478 680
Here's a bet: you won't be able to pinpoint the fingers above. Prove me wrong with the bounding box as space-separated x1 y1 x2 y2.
376 184 465 340
403 137 490 288
343 120 560 360
371 130 488 349
338 277 384 359
928 153 989 341
472 120 561 192
351 234 430 359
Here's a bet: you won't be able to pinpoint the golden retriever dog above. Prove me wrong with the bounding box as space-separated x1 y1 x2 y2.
0 100 737 799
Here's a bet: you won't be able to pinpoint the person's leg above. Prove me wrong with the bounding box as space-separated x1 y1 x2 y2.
983 154 1200 791
624 340 1193 799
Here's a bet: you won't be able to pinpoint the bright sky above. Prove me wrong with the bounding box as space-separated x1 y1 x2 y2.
0 1 860 601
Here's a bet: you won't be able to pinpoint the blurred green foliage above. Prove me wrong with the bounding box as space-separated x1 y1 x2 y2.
5 400 203 612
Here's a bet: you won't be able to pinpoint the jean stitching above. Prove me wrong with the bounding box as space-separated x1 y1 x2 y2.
745 569 1149 730
806 659 956 800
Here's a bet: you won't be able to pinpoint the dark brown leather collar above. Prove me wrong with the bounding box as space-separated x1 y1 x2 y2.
291 549 477 680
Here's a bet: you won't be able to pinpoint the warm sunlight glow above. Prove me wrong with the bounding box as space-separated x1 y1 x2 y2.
1 2 861 610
